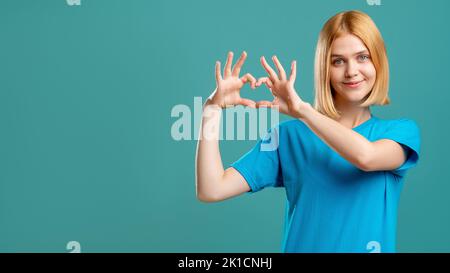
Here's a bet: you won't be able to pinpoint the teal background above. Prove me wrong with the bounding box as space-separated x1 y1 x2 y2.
1 0 449 252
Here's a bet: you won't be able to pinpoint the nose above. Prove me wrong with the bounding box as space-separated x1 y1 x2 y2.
345 60 359 78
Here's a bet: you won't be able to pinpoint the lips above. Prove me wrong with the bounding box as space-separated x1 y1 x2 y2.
343 80 364 88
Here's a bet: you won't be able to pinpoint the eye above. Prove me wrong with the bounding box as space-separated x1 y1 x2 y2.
358 54 370 62
332 58 344 65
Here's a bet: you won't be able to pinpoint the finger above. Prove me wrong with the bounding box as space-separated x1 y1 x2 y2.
272 55 287 80
256 77 274 89
262 80 276 97
239 98 256 108
255 77 267 87
289 60 297 82
215 61 222 82
232 51 247 77
255 77 267 86
241 73 257 89
260 56 279 81
256 100 274 108
224 51 234 78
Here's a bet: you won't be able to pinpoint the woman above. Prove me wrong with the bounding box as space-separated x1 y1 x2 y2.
195 10 420 253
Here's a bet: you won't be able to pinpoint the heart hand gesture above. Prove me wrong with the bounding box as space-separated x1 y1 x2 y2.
207 52 309 119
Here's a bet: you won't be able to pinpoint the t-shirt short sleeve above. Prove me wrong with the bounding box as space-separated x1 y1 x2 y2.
230 127 283 193
379 119 421 177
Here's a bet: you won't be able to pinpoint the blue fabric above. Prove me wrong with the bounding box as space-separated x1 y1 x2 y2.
230 115 420 253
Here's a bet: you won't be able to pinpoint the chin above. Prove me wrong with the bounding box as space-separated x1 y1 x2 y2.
333 85 372 102
341 93 369 104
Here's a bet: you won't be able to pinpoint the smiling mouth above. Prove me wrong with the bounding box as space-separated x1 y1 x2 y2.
343 80 364 87
343 80 364 85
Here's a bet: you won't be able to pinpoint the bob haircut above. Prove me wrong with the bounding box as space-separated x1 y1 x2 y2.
314 10 390 119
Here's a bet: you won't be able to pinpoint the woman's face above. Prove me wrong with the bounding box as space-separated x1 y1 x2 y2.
329 34 376 105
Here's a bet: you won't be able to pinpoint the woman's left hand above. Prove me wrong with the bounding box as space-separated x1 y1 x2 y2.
255 56 309 119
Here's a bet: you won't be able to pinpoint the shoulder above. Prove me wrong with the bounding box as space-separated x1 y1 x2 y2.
260 119 314 147
278 119 309 131
274 119 314 138
274 119 324 148
372 116 421 151
373 116 420 133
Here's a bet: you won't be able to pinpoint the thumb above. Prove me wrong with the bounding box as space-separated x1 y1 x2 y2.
238 98 256 108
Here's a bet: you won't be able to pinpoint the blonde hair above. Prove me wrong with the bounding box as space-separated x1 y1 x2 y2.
314 10 390 119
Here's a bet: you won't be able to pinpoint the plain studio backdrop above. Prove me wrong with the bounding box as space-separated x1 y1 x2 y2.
0 0 449 252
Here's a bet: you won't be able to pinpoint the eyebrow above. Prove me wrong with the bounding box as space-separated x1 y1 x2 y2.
331 50 369 58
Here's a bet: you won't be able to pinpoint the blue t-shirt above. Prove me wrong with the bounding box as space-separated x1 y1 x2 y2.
230 115 420 253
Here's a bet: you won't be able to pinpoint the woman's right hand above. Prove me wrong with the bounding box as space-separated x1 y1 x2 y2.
207 51 257 109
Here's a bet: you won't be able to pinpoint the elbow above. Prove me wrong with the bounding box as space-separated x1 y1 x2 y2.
196 181 221 203
197 194 216 203
357 161 372 172
197 191 221 203
356 153 373 172
353 143 376 172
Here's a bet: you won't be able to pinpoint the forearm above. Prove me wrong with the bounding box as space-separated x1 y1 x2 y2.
195 99 225 199
298 103 372 170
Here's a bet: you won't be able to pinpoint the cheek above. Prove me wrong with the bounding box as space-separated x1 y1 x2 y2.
329 68 343 85
362 64 377 82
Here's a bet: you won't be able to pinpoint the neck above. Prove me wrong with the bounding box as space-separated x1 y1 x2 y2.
334 97 371 129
